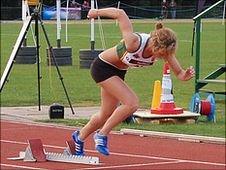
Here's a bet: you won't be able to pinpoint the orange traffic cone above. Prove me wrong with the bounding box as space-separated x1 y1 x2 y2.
151 62 183 114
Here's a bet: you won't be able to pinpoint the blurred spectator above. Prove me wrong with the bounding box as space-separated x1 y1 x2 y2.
71 0 81 8
161 0 168 19
81 0 90 19
82 0 90 9
196 0 206 15
169 0 177 19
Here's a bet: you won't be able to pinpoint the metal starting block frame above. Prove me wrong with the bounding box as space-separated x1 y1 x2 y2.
8 139 99 165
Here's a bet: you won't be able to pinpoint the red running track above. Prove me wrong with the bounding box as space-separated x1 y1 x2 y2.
1 120 225 170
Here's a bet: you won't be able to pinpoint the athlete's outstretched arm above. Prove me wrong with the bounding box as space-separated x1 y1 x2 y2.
165 55 195 81
87 8 139 52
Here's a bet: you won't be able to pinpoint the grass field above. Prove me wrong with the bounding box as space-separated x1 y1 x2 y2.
1 19 225 137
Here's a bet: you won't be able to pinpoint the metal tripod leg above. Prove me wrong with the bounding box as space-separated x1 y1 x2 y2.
38 16 75 115
33 11 42 111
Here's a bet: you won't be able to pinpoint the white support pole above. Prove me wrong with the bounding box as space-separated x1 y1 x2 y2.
117 1 121 10
65 0 69 42
95 0 106 49
90 0 95 50
25 0 36 46
222 0 226 25
22 0 27 21
56 0 61 47
22 0 28 46
115 1 120 26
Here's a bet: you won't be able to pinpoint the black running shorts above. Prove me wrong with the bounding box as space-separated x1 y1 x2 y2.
90 57 127 83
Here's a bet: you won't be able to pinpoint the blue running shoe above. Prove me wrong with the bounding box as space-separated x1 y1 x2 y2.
72 131 84 156
94 132 109 156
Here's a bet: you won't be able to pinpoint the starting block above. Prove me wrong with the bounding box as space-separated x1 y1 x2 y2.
64 140 76 155
8 139 99 165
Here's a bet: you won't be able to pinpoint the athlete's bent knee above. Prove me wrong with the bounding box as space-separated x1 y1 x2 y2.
125 98 139 113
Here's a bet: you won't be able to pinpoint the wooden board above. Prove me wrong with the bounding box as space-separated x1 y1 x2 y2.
133 110 200 124
133 110 200 118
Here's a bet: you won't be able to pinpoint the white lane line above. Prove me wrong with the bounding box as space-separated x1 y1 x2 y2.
1 127 34 131
1 119 76 130
1 163 48 170
1 139 225 167
78 160 181 170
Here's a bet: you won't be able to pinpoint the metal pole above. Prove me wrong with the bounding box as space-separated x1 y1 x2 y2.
193 0 224 20
90 0 95 50
191 21 196 56
57 0 61 48
34 10 41 111
195 19 201 93
22 0 27 21
223 0 226 25
22 0 27 46
115 1 120 26
66 0 69 42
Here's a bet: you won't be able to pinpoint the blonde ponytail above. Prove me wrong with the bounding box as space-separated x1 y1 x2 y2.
155 22 164 30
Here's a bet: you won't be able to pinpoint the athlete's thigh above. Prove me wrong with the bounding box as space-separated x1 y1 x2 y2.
98 76 138 105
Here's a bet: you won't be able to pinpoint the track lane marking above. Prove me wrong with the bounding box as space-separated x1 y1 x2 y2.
79 159 226 170
1 163 48 170
78 160 182 170
1 139 225 167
